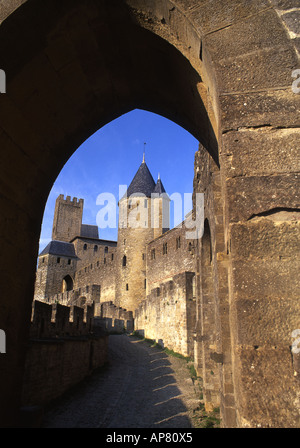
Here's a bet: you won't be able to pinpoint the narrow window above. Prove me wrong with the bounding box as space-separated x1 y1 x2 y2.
142 253 145 260
105 246 108 253
94 245 98 252
83 244 87 251
151 249 156 260
126 283 129 291
176 237 181 249
111 253 114 261
122 255 127 267
104 258 106 264
144 279 147 289
57 257 60 264
68 259 71 265
163 242 168 255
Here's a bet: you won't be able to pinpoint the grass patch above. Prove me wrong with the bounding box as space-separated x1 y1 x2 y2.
192 405 221 428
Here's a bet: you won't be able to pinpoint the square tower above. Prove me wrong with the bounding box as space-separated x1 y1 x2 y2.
52 195 84 242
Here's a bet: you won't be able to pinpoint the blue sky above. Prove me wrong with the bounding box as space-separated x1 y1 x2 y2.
39 109 199 252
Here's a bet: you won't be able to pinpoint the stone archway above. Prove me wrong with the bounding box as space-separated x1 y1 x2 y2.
0 0 299 428
62 275 74 293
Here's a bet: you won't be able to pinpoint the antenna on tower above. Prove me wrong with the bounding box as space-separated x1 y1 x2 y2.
143 142 146 163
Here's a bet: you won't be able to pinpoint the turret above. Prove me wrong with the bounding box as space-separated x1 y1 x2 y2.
115 155 169 312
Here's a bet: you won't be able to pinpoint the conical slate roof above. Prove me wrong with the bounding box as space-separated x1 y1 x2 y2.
125 161 156 198
153 176 166 195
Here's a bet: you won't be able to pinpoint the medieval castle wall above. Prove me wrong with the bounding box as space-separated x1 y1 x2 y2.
34 160 196 363
22 300 108 407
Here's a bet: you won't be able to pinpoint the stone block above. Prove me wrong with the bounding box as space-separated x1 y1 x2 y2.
225 174 300 221
220 89 300 131
221 128 300 177
190 0 270 35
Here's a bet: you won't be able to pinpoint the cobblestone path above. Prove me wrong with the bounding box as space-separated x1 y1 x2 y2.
41 334 200 428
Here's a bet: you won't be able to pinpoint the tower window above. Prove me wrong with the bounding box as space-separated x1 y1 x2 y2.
111 253 114 261
122 255 127 267
57 257 60 264
68 259 71 265
151 249 156 260
104 258 106 264
163 242 168 255
144 279 147 289
126 283 129 291
176 237 181 249
83 244 87 251
94 245 98 252
105 246 108 253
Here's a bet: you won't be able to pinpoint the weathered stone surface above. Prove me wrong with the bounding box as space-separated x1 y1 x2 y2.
236 346 300 427
221 128 300 177
226 174 300 222
189 0 270 35
220 89 300 130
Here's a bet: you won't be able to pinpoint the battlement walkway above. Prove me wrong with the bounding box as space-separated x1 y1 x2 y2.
41 334 200 428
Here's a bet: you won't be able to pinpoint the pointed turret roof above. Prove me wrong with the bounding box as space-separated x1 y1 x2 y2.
125 159 156 198
153 173 166 195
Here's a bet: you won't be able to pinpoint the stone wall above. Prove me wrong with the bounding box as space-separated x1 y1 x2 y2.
146 217 195 294
21 300 108 407
73 238 117 306
135 272 196 357
95 301 134 333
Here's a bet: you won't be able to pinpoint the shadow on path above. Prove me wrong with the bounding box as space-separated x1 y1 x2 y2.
42 335 196 428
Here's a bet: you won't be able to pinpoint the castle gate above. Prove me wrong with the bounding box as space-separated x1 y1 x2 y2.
0 0 299 427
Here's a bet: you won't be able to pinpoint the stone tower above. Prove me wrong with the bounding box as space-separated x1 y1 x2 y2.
52 195 84 242
115 156 168 312
34 240 78 301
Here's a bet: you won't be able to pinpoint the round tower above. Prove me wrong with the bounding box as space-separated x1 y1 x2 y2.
115 156 168 312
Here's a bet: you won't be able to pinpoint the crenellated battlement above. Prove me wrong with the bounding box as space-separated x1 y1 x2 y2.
57 194 84 207
30 300 95 339
94 301 134 333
